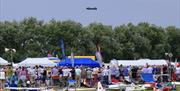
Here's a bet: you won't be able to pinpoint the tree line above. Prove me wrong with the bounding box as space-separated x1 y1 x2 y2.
0 17 180 63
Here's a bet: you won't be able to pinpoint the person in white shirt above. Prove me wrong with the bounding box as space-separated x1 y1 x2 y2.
30 67 36 85
51 67 59 86
75 67 81 87
142 66 148 73
27 67 31 75
0 68 6 89
102 67 109 85
62 67 71 86
176 67 180 74
38 67 43 76
147 66 153 74
62 67 70 77
86 68 92 87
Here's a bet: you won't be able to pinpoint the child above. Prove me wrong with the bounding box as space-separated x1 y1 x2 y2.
45 72 51 88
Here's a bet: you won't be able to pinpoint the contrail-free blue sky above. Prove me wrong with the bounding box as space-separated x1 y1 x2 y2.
0 0 179 27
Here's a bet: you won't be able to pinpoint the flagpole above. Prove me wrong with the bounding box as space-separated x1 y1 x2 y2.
10 50 13 65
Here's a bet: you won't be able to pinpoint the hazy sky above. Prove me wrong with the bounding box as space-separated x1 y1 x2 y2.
0 0 179 27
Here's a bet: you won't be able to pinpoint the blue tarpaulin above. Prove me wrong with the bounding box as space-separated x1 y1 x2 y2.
141 73 154 82
58 58 100 67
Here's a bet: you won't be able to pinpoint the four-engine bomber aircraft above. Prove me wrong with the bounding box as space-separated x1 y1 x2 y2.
86 7 97 10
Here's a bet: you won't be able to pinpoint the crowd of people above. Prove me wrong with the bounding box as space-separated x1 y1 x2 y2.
0 64 179 90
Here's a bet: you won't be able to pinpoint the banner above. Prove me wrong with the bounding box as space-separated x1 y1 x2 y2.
71 52 74 67
96 52 103 67
59 39 66 59
67 56 95 60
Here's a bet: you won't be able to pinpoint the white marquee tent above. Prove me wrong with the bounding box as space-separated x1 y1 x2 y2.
0 57 9 65
110 59 168 66
18 58 57 67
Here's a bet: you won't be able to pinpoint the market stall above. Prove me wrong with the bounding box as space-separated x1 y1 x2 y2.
0 57 9 65
18 58 57 67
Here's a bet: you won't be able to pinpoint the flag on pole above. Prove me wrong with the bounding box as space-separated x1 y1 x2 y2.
96 52 103 67
59 39 66 59
71 52 74 67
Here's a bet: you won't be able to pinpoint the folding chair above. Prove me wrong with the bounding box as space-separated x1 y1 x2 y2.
67 79 76 91
141 73 156 90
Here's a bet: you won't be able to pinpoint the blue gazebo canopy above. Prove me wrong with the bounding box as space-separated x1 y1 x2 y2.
58 58 100 67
